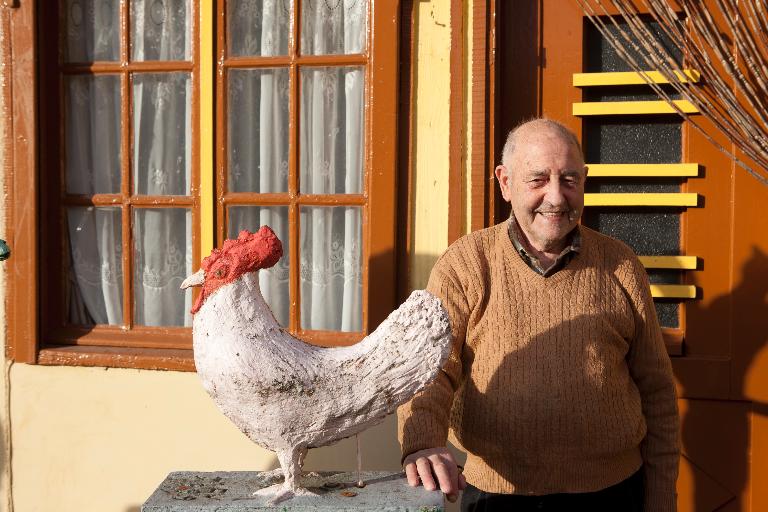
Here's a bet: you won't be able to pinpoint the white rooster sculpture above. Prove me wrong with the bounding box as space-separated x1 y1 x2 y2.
180 227 452 503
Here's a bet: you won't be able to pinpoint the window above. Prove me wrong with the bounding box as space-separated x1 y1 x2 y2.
574 19 700 353
219 0 375 344
18 0 399 368
40 1 199 352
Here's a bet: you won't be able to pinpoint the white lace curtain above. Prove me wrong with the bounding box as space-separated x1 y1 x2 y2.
228 0 366 332
66 0 193 327
67 0 365 331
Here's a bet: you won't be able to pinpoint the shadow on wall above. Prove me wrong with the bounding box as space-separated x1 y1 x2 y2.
443 313 650 476
304 415 401 473
407 253 444 293
677 247 768 511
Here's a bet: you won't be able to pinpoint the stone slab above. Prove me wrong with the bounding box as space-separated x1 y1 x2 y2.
141 470 444 511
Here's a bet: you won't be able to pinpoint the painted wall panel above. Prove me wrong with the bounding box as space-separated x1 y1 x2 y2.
9 364 404 511
409 0 452 290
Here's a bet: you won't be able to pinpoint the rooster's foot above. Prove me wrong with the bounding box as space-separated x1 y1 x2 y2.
255 468 285 485
255 468 318 487
253 483 317 505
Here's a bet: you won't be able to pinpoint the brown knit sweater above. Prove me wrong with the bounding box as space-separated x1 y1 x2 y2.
398 221 679 511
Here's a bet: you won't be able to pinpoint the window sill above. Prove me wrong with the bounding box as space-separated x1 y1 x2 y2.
662 328 684 356
32 328 366 371
33 328 681 372
37 345 195 371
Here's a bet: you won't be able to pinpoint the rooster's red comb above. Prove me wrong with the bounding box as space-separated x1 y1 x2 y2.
190 226 283 315
201 226 283 274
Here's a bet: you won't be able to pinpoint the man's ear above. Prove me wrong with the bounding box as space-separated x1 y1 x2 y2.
495 165 512 202
583 164 589 178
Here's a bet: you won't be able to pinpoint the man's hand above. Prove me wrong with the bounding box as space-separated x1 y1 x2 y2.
403 447 467 503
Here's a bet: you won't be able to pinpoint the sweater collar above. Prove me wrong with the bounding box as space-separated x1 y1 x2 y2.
507 216 581 277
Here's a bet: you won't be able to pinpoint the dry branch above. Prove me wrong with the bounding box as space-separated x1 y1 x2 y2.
577 0 768 186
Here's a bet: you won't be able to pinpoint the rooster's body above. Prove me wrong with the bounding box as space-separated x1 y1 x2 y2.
182 227 452 502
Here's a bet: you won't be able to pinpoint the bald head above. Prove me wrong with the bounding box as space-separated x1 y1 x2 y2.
494 118 587 256
501 119 584 170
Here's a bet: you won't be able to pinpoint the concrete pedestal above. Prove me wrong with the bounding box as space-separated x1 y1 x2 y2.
141 470 444 511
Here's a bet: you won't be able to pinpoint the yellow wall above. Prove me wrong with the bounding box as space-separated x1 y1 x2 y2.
464 0 474 236
2 1 466 511
409 0 452 289
409 0 477 291
10 365 275 511
9 364 403 511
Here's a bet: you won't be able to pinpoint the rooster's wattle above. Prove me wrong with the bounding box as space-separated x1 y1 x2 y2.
181 227 452 502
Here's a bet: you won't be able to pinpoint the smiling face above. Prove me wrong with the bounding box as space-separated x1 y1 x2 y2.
495 125 587 255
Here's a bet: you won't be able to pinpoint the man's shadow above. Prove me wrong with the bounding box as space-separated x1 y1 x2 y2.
449 312 671 488
676 247 768 511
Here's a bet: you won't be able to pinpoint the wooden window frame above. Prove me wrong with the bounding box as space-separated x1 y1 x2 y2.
38 0 202 352
5 1 400 371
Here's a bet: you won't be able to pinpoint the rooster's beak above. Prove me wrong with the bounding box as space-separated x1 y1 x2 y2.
180 269 205 289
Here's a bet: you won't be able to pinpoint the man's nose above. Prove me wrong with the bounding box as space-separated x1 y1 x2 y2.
543 181 568 206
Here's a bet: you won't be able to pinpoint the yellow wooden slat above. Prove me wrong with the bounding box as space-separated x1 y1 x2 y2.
587 163 699 177
573 100 699 116
584 193 699 207
573 69 701 87
650 284 697 299
639 256 698 269
200 2 214 258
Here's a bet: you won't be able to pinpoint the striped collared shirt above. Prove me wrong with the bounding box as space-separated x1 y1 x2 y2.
507 216 581 277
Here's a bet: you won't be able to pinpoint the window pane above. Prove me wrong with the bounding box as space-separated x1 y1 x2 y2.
131 0 191 61
300 206 362 331
228 206 290 326
66 207 123 325
133 208 192 327
300 66 364 194
582 208 682 328
582 209 681 256
132 73 192 195
65 0 120 62
585 19 681 73
65 75 122 194
228 0 292 57
585 118 681 164
654 302 680 330
228 68 289 193
300 0 367 55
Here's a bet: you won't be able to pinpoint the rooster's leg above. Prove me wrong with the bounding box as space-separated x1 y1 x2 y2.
280 446 303 491
298 448 307 470
254 445 311 504
298 448 321 478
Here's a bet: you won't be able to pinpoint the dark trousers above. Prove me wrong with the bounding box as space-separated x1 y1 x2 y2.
461 469 644 512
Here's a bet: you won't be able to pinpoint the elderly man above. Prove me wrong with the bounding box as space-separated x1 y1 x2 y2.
398 119 679 511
